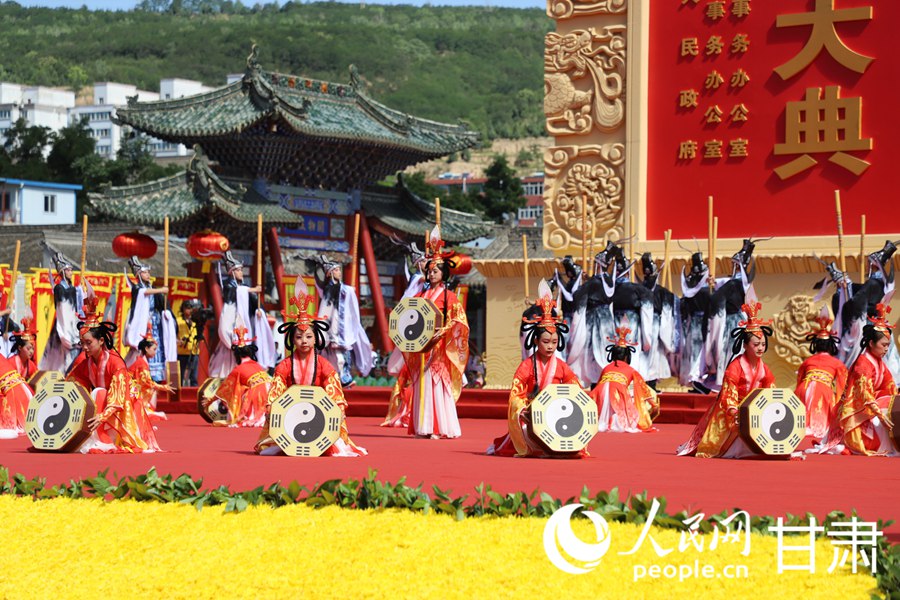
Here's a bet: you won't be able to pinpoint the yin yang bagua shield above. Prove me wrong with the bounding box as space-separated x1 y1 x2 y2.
27 370 65 392
268 385 343 457
739 388 806 455
197 377 227 424
389 297 443 353
529 384 598 453
889 395 900 452
25 381 94 452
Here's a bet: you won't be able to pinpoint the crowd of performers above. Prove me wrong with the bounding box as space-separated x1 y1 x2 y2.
0 230 897 460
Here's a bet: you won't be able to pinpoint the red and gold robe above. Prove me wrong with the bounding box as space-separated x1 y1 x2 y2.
214 357 271 427
821 351 896 456
128 355 170 420
67 350 161 453
590 360 659 432
400 283 468 438
255 352 365 456
677 355 775 458
794 352 848 439
381 364 412 428
0 354 33 437
12 354 37 382
488 355 585 457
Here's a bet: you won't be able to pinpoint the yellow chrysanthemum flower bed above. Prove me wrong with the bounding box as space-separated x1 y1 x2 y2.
0 495 877 599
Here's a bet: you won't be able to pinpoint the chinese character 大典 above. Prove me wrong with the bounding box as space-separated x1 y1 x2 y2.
731 33 750 53
705 70 725 90
706 35 724 55
704 105 724 124
770 517 825 574
774 0 873 80
827 518 883 575
707 1 726 20
730 104 750 122
682 38 700 57
679 141 699 160
730 68 750 88
774 86 871 180
732 0 750 18
704 140 724 158
680 89 700 108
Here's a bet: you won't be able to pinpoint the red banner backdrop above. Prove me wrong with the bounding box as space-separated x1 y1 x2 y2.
647 0 897 240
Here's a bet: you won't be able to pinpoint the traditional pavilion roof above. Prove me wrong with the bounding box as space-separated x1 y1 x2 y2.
114 46 480 190
362 173 492 244
86 148 303 246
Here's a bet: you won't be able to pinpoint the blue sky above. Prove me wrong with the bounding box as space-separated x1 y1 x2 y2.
16 0 545 9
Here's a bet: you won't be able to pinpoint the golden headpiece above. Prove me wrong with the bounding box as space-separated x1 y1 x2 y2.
868 303 894 334
78 294 101 335
424 225 455 267
607 325 637 348
808 310 837 340
738 302 773 336
142 320 156 343
18 315 38 342
232 324 255 347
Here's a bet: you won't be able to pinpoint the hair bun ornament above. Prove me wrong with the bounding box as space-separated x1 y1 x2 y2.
869 303 894 334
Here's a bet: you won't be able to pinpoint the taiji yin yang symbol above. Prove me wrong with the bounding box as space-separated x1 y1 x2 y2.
397 308 425 341
37 396 69 436
545 399 583 438
284 402 325 443
761 402 791 441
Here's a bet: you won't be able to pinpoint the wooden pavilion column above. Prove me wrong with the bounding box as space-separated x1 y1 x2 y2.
266 226 286 310
359 210 392 353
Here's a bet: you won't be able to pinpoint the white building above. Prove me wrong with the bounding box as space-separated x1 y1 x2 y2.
0 83 75 149
0 178 81 226
69 82 160 159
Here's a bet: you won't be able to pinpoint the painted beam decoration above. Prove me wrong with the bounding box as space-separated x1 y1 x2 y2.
648 0 890 239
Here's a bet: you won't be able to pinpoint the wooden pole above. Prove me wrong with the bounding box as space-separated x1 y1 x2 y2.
4 240 20 335
256 213 263 289
835 190 846 275
581 194 588 273
163 216 170 288
587 228 595 279
662 229 671 288
707 196 714 290
522 234 530 300
859 214 866 284
711 217 718 287
80 214 88 289
349 212 361 289
434 197 441 229
629 214 636 282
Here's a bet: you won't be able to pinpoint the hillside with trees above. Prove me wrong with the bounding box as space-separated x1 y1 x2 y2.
0 1 552 141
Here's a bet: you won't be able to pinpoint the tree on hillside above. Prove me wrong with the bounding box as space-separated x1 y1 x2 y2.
0 118 53 181
475 155 523 223
47 117 96 184
402 171 483 216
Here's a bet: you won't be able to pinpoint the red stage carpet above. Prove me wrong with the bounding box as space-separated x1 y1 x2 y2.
2 414 897 541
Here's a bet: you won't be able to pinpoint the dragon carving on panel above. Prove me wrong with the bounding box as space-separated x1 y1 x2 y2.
544 26 626 136
547 0 627 20
772 294 820 367
542 144 625 252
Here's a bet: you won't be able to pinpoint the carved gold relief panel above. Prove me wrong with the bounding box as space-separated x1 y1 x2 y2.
544 26 627 136
547 0 627 20
772 294 819 367
543 143 625 252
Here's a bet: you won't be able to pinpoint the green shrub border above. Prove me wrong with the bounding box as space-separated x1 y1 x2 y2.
1 465 896 598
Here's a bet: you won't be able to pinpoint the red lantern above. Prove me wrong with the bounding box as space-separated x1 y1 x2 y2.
450 253 473 276
112 231 157 260
186 230 230 273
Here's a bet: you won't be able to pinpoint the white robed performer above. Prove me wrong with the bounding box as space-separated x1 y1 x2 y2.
123 256 177 382
208 251 275 378
311 255 373 386
386 238 428 377
39 252 84 372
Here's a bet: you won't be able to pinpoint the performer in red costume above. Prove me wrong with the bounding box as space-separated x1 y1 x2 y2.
487 280 586 458
0 316 36 439
590 323 659 433
67 288 161 453
795 309 847 439
677 302 776 458
817 304 898 456
9 315 38 382
214 322 271 427
255 284 366 456
127 322 172 422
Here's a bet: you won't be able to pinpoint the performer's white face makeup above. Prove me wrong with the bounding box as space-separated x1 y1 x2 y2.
745 334 766 359
232 267 244 282
294 327 315 356
869 335 891 359
144 342 158 358
139 270 151 283
62 267 73 282
427 263 443 285
81 331 104 360
536 330 558 360
19 341 34 361
329 267 342 282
